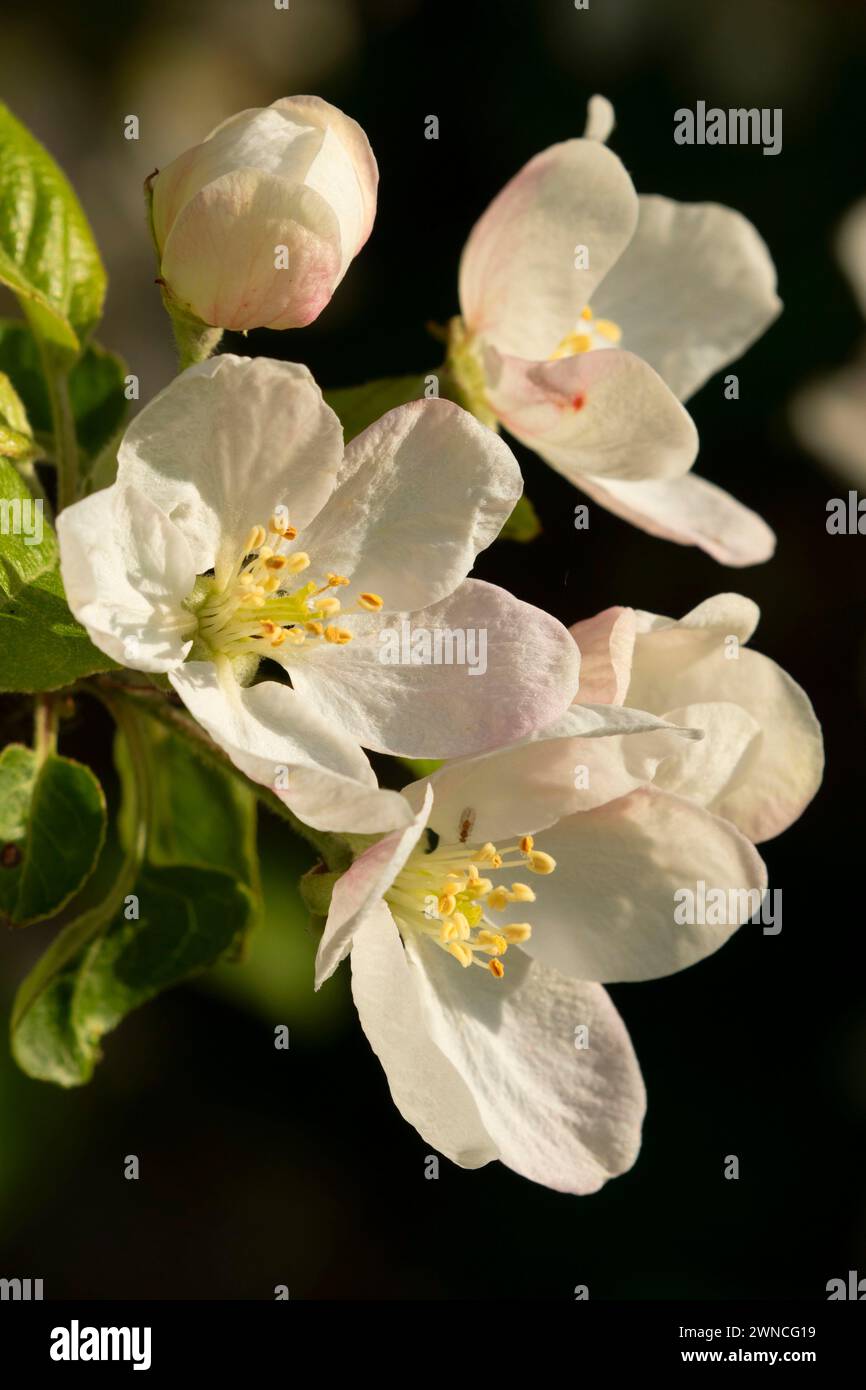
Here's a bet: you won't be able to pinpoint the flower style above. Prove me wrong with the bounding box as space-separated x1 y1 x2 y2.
791 198 866 486
57 355 581 832
448 95 781 566
151 96 378 331
313 702 768 1193
570 592 823 843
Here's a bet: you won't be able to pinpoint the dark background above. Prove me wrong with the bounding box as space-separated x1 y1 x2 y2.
0 0 864 1299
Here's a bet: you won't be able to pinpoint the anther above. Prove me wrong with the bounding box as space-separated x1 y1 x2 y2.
527 850 556 875
358 592 384 611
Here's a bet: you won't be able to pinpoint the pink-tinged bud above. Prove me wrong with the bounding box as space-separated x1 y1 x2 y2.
151 95 378 332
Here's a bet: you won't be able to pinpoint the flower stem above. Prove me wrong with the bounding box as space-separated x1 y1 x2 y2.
33 694 58 765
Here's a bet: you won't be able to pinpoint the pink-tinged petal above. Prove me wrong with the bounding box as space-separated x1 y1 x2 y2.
406 936 646 1194
350 905 497 1168
591 195 781 402
484 346 698 482
287 578 581 758
161 171 341 331
569 605 637 705
459 138 639 360
169 661 412 836
576 471 776 567
513 787 768 983
315 787 431 988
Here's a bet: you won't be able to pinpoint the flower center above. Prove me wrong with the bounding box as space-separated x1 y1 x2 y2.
385 832 556 979
550 304 622 360
190 514 383 660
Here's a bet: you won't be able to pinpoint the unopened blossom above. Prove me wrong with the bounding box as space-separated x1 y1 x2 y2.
57 355 580 832
791 199 866 486
151 96 378 331
448 95 781 565
570 593 823 843
314 703 766 1194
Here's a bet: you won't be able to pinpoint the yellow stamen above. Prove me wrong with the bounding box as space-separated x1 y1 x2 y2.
488 958 505 979
595 318 622 343
318 596 342 617
503 923 532 944
486 886 511 912
447 941 473 968
528 850 556 875
304 621 324 636
244 525 267 553
358 592 384 611
324 625 352 645
510 882 536 903
438 893 457 916
285 552 311 575
265 555 288 571
327 573 350 588
519 835 534 853
580 305 593 321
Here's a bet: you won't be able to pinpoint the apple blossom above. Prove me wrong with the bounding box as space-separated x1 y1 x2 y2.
570 593 823 843
791 199 866 487
150 96 378 332
56 355 580 833
448 94 781 565
314 703 767 1194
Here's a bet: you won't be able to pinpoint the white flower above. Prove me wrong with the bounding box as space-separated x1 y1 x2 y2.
313 702 767 1193
151 96 378 331
791 198 866 486
449 94 781 566
57 355 581 833
570 593 823 843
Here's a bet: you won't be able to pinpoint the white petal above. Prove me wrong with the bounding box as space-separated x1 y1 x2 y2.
271 96 378 270
459 138 639 359
169 661 411 834
287 578 581 757
484 346 698 482
569 606 636 705
406 936 646 1194
56 483 195 673
576 471 776 566
300 398 521 612
402 705 699 844
836 199 866 318
116 355 343 583
160 173 341 331
516 788 767 982
790 361 866 490
591 195 781 402
584 94 615 143
315 787 431 988
153 104 325 249
652 701 762 808
626 627 823 842
350 905 497 1168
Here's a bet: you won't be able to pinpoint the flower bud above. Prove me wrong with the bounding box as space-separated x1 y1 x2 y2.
151 95 378 332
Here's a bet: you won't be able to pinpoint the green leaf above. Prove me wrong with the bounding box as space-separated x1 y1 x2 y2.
12 865 254 1086
500 493 542 543
0 103 106 356
11 708 262 1086
0 369 37 462
0 743 106 927
0 319 127 468
114 715 259 895
0 457 118 691
325 373 430 443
